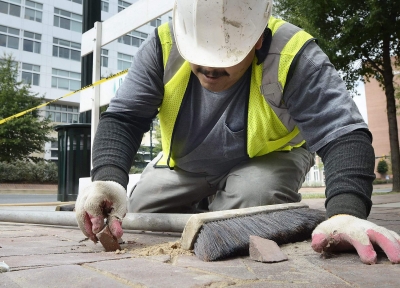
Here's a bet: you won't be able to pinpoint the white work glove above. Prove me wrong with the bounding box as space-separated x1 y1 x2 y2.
75 181 127 243
311 214 400 264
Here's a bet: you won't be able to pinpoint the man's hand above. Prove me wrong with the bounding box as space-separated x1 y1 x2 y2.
75 181 127 242
311 215 400 264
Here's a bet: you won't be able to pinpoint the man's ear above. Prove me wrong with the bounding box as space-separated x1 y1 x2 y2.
255 35 264 50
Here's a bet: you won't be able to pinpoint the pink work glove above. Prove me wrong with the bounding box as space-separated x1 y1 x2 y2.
311 214 400 264
75 181 127 242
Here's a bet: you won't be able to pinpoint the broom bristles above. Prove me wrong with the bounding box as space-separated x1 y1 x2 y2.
193 208 326 261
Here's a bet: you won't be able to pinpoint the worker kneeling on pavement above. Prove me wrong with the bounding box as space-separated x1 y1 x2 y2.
76 0 400 264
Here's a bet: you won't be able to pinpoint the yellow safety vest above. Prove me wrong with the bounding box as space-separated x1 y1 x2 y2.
156 17 315 168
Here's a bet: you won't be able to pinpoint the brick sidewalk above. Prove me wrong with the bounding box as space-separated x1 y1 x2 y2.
1 195 400 287
300 183 394 194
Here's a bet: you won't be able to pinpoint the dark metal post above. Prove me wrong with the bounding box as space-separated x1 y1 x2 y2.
79 0 101 123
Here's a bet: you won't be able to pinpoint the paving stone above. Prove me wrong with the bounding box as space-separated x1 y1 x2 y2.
0 236 83 249
2 251 131 271
249 236 288 263
279 240 315 258
0 229 47 238
305 251 400 287
0 274 20 288
243 257 350 285
236 281 349 288
176 255 259 280
309 259 400 287
2 265 131 288
372 194 400 205
0 245 95 257
86 257 228 288
97 225 121 252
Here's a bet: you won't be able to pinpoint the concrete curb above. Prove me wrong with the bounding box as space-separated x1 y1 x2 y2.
0 202 75 207
0 190 57 195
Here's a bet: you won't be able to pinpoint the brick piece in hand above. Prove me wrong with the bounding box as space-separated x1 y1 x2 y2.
96 225 121 252
249 235 288 263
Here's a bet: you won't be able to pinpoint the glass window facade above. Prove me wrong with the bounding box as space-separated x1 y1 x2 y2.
54 8 82 33
117 52 133 70
0 1 21 17
0 25 19 49
24 0 42 22
51 68 81 91
21 62 40 86
53 37 81 61
45 103 79 123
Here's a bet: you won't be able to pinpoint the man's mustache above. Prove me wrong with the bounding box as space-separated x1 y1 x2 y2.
197 67 229 77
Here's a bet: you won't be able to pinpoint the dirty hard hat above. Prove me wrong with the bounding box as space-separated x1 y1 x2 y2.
173 0 273 68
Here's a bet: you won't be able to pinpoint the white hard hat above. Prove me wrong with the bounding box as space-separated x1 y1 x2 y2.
173 0 273 68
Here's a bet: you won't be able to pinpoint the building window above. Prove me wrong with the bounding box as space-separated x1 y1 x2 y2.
0 25 19 49
24 0 42 22
54 8 82 33
101 49 108 67
150 18 161 27
0 0 21 17
101 0 108 12
117 52 133 70
118 0 130 12
45 104 79 123
21 62 40 86
118 30 148 47
23 30 41 53
66 0 82 4
53 38 81 62
50 149 58 158
52 68 81 91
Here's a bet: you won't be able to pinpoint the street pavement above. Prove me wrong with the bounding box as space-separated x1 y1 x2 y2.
0 185 400 287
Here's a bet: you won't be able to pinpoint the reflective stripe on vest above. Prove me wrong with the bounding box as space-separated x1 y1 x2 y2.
156 17 314 168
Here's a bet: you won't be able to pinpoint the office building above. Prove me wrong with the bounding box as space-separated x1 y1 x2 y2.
0 0 169 163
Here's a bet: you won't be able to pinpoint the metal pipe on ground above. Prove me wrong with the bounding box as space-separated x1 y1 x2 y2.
0 211 191 233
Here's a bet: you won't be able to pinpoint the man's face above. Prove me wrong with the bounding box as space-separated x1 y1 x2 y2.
190 48 255 92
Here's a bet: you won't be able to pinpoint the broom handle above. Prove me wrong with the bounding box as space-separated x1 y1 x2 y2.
0 210 192 233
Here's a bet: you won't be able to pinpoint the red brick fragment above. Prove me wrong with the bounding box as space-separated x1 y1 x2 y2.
96 225 121 252
249 235 288 263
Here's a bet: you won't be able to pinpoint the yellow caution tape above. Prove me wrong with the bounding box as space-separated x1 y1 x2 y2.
0 69 129 125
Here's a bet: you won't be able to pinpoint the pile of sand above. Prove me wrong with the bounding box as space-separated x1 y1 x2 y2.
131 241 194 257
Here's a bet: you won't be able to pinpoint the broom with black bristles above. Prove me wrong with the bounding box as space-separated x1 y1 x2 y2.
180 202 326 261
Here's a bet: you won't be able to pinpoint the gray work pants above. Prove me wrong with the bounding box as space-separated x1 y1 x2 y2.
128 147 315 213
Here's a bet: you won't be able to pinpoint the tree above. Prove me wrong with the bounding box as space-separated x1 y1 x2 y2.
377 159 389 175
274 0 400 191
0 54 54 162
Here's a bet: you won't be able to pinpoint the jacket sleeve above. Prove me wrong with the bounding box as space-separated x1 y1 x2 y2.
283 41 375 219
91 112 153 189
317 129 375 219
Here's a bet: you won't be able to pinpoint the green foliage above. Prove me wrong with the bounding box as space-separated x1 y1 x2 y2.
129 166 144 174
373 178 392 185
0 54 54 162
0 160 58 183
274 0 400 92
377 159 389 174
274 0 400 189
